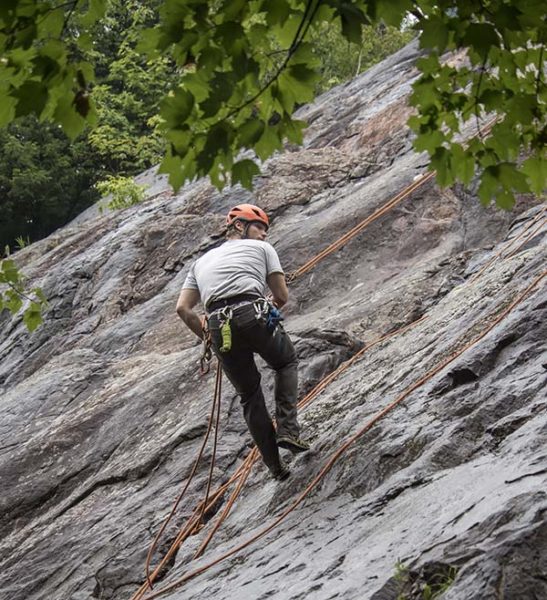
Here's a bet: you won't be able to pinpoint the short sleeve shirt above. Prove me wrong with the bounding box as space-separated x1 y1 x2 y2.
182 239 283 308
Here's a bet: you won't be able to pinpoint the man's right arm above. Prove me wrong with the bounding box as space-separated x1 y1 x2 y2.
266 272 289 308
176 288 204 339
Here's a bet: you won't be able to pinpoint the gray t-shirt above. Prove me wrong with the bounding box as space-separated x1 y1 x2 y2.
182 239 284 308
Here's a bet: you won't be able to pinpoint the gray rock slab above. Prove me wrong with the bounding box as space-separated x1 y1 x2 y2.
1 41 545 600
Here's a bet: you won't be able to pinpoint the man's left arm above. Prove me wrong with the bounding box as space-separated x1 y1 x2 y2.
266 272 289 308
176 288 204 339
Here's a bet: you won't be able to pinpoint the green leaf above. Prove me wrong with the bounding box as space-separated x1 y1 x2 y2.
159 147 185 191
255 124 283 160
419 15 449 53
271 13 302 47
413 129 446 154
198 47 225 72
197 124 233 174
486 123 521 160
199 72 234 118
80 0 107 27
266 0 291 26
430 146 454 186
506 94 536 126
77 32 94 52
450 143 475 185
478 89 504 111
182 72 210 102
5 289 23 314
221 0 247 20
1 259 20 284
376 0 412 27
410 77 441 110
283 117 305 145
478 168 498 206
463 23 500 60
215 21 245 55
337 4 368 44
416 54 441 77
13 81 49 117
160 87 195 128
37 5 64 38
136 27 164 56
279 63 317 104
166 127 191 154
0 94 17 127
497 162 530 194
232 159 260 189
495 188 516 210
23 302 43 332
521 156 546 195
54 95 87 139
237 118 265 147
33 287 48 304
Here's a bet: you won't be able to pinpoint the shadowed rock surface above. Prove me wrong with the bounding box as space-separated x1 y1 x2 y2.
1 42 546 600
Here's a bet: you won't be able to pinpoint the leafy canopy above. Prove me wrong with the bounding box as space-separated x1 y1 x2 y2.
1 0 544 204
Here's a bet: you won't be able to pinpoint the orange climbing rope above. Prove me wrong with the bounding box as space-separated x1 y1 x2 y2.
141 269 546 600
144 362 223 589
287 172 436 282
287 116 499 282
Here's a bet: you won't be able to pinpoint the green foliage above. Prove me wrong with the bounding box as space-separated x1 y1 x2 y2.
393 561 458 600
84 0 174 174
0 258 47 332
309 22 414 94
15 235 30 250
0 0 176 252
408 2 546 208
1 0 545 213
97 175 147 211
0 0 101 138
0 115 99 250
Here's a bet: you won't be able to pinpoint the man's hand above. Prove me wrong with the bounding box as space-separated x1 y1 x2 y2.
176 288 204 339
266 272 289 308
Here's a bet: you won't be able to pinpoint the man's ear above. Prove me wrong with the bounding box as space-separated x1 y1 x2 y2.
234 220 244 232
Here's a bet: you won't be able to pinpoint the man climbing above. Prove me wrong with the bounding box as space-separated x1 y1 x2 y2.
176 203 310 480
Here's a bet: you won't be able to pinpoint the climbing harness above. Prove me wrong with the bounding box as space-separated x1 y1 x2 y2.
253 298 284 333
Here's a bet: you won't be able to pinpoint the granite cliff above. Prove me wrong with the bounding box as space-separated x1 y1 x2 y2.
0 42 546 600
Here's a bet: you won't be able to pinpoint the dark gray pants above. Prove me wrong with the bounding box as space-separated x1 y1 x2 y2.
209 303 299 473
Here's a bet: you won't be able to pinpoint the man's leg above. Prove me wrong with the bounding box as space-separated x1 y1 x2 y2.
210 330 285 475
255 326 302 441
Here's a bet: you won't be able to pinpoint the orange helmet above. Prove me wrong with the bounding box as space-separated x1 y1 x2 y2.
226 204 269 230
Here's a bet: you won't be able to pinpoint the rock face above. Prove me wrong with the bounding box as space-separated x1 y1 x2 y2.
1 42 546 600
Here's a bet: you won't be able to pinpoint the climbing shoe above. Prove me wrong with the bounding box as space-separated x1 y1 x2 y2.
270 461 291 481
277 436 310 454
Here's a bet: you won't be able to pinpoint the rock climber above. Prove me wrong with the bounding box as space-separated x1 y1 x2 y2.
176 203 310 480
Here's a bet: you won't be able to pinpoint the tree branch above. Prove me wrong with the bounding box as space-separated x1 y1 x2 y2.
5 281 36 305
536 44 544 97
474 54 489 140
222 0 321 123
